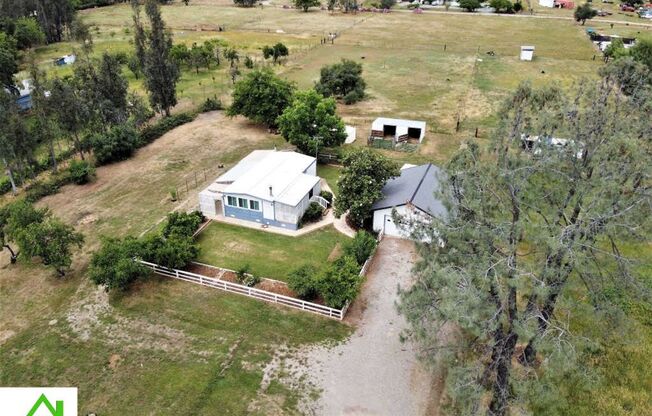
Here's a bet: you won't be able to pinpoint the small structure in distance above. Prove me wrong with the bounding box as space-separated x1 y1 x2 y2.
53 54 76 66
369 117 426 147
520 46 535 61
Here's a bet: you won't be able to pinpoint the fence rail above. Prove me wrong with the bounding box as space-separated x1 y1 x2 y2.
137 259 347 320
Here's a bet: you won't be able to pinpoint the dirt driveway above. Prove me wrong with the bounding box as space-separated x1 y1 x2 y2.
296 237 435 416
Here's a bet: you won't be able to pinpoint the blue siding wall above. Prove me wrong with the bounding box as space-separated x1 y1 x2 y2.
223 204 298 230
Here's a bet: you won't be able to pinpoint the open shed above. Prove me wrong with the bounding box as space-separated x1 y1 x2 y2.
370 117 426 144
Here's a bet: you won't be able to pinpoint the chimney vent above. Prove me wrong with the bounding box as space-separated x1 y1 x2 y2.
269 186 273 196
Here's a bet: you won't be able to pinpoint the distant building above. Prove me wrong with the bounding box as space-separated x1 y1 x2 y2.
520 46 535 61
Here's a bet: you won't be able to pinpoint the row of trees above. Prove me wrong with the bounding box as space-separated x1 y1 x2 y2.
399 61 652 414
0 0 77 43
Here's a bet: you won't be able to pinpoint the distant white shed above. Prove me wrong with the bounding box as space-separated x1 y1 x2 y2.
538 0 554 7
345 125 357 144
520 46 535 61
370 117 426 144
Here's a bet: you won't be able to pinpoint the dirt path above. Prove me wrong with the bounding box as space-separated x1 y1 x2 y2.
294 238 436 416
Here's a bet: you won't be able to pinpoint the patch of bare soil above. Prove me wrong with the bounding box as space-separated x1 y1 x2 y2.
327 242 343 262
257 279 296 298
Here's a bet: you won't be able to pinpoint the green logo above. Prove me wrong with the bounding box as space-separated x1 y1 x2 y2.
26 393 64 416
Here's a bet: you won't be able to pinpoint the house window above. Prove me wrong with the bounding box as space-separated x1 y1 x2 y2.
227 196 237 206
249 200 260 211
238 198 248 209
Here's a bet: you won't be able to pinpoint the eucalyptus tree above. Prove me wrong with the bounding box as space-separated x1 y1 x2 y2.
399 78 652 415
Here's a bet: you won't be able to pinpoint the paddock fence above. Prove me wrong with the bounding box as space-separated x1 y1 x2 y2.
136 259 348 320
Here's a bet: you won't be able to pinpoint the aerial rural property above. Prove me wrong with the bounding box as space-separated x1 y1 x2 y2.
0 0 650 414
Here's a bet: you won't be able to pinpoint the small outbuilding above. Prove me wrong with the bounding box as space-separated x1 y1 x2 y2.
371 163 445 240
370 117 426 145
539 0 554 7
520 46 535 61
345 125 357 144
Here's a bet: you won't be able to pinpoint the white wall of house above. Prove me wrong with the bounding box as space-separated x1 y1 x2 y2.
263 200 275 220
304 160 317 176
199 190 220 218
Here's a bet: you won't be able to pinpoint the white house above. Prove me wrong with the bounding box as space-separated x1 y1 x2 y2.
371 163 446 240
199 150 323 230
539 0 554 7
370 117 426 144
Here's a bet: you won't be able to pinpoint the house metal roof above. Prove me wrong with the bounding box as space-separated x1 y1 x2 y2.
219 150 318 206
371 163 446 217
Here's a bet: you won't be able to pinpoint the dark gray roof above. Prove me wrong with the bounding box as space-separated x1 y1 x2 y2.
371 164 446 217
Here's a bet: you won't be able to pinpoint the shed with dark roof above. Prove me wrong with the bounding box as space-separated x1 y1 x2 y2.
371 163 445 239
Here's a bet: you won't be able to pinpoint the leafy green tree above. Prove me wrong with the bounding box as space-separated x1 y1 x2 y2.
34 0 76 43
91 123 141 165
169 43 189 66
29 61 59 173
630 38 652 73
15 217 84 276
0 32 18 90
490 0 513 12
262 42 289 65
277 89 346 155
189 42 211 73
136 0 180 116
0 90 34 194
233 0 257 6
379 0 395 8
343 230 377 265
294 0 321 11
574 3 597 25
68 159 95 184
459 0 481 11
335 149 399 228
49 76 90 159
140 234 199 269
89 237 149 291
12 17 44 49
162 211 204 239
0 201 47 263
399 80 652 415
315 59 366 104
288 264 320 299
603 37 629 59
227 69 295 127
317 255 361 309
223 47 239 67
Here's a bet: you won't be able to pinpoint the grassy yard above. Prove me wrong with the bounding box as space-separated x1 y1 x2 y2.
317 164 343 197
195 222 350 281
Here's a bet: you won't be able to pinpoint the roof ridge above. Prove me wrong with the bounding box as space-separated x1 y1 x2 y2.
408 164 431 203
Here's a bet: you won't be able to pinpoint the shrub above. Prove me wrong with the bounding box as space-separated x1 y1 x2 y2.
68 160 96 184
199 97 223 113
140 234 199 269
343 230 377 266
139 112 197 144
301 202 324 225
91 124 141 165
24 173 73 203
317 255 362 309
344 89 364 105
0 177 14 195
89 237 149 291
162 211 204 239
320 190 333 205
235 263 259 286
288 264 320 299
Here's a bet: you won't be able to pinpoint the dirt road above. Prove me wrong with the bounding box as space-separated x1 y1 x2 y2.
297 238 435 416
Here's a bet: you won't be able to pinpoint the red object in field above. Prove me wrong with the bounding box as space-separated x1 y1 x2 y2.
554 0 575 8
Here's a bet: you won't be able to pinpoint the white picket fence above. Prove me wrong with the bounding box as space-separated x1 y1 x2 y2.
136 259 347 320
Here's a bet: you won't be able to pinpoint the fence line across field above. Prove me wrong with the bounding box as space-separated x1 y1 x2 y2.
137 259 347 320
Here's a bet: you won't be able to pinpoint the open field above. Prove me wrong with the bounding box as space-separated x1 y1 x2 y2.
196 222 349 281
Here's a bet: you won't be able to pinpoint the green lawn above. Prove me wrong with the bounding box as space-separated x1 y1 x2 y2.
317 164 343 197
196 222 350 281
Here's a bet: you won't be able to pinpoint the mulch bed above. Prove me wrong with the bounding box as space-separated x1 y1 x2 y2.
183 262 329 307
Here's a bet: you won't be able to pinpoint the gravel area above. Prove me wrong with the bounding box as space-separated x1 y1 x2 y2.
296 238 435 416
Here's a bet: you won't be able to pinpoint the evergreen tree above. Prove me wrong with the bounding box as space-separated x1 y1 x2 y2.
135 0 179 116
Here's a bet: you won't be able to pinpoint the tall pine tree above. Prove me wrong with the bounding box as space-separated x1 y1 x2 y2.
134 0 179 117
